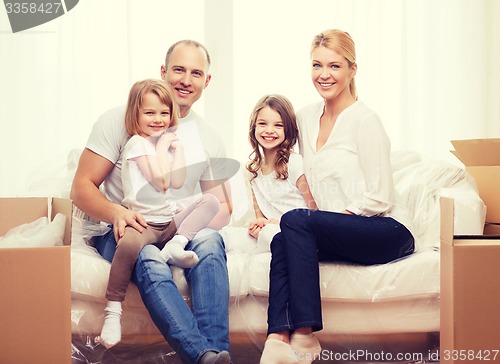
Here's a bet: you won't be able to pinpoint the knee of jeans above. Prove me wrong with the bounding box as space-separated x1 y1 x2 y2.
136 244 163 264
280 208 306 229
133 245 174 284
190 231 225 260
269 231 283 252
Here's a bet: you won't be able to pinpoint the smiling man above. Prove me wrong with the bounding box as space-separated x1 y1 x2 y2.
71 40 232 364
161 41 211 118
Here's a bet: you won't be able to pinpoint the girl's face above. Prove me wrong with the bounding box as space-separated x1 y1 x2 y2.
311 46 356 101
254 106 285 152
138 92 171 138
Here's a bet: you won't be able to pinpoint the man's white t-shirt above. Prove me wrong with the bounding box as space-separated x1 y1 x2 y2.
249 153 308 221
86 104 229 210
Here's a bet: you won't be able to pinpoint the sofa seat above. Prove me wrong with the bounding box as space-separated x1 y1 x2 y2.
64 149 486 362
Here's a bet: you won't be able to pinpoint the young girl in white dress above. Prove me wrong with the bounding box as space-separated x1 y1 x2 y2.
246 94 317 247
100 79 219 348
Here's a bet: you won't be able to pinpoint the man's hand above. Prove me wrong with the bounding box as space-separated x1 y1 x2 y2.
112 205 148 242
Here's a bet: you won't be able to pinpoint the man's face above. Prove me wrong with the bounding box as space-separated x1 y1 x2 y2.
161 43 211 117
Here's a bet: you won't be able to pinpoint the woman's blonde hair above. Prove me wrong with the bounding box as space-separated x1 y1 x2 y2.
246 94 298 181
311 29 358 99
124 79 179 136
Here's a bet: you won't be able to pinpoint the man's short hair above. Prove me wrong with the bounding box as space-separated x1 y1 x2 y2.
165 40 211 69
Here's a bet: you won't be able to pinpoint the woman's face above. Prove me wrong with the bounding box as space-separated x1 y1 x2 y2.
311 46 356 101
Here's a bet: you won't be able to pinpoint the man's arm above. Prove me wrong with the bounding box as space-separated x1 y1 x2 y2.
199 179 232 230
70 148 147 241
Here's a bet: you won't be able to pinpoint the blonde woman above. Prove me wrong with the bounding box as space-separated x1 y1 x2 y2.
260 29 415 364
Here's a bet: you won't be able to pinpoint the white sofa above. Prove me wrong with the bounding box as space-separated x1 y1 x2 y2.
61 150 486 363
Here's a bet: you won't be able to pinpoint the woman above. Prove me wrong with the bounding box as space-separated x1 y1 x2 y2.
260 29 415 364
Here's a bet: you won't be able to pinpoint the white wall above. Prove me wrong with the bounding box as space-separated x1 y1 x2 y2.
0 0 499 196
0 0 206 196
230 0 500 162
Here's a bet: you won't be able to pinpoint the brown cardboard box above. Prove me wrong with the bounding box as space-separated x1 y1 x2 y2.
0 198 72 364
483 223 500 235
440 197 500 364
451 138 500 223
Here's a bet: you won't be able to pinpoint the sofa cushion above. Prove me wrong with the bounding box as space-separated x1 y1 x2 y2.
394 158 485 251
246 250 440 302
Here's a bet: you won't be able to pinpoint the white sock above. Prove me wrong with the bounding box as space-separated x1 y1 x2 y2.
290 333 321 363
99 301 122 349
260 339 298 364
161 235 199 268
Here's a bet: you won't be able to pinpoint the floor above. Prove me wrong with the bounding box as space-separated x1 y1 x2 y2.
71 332 441 363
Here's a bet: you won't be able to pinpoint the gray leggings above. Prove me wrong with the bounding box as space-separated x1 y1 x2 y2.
105 194 220 301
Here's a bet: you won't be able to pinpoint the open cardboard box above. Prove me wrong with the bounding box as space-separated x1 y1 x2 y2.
451 138 500 223
0 197 72 364
440 197 500 364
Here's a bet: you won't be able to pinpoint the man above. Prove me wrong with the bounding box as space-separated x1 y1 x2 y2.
71 40 232 364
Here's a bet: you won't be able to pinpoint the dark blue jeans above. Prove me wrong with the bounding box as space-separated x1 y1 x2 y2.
267 209 415 335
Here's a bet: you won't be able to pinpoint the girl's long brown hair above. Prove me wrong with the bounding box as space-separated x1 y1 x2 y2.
246 94 298 181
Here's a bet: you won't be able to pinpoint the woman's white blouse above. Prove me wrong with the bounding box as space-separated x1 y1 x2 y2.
297 101 414 232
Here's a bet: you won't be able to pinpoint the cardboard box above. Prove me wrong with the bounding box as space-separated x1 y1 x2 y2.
451 138 500 223
440 197 500 364
0 198 72 364
483 223 500 235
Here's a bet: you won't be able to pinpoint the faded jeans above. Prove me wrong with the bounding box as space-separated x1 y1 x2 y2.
94 228 230 363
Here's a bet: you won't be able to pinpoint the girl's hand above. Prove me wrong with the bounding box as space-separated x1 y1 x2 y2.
248 217 268 238
157 132 178 150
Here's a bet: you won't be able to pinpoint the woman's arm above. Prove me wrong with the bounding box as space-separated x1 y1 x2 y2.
348 114 393 215
296 174 318 210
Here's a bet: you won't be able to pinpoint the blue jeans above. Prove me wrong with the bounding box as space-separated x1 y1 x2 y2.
94 228 230 363
267 209 415 335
